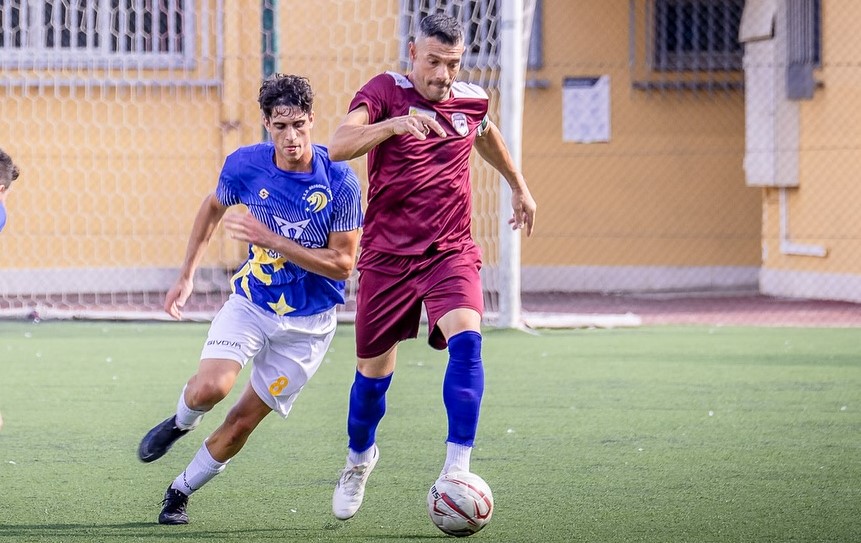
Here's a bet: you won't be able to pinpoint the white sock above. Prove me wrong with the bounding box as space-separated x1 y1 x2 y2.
442 442 472 475
172 442 228 496
348 444 376 466
175 385 206 430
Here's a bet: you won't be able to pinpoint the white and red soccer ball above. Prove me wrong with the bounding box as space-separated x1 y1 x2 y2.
427 471 494 537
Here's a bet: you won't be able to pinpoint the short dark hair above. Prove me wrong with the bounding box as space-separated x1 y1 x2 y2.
0 148 19 189
257 74 314 119
418 13 464 45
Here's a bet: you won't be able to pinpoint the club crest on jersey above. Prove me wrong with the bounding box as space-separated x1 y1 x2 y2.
301 184 333 213
451 113 469 137
409 106 437 120
305 191 328 212
259 188 270 199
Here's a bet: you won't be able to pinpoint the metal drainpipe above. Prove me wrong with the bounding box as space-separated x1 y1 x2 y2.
779 187 827 257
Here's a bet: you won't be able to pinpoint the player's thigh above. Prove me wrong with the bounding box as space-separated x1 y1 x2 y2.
435 308 482 341
249 308 337 418
422 245 484 349
200 294 270 367
192 296 271 397
355 262 424 359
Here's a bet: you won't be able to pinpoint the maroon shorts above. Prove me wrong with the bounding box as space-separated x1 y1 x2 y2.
355 244 484 359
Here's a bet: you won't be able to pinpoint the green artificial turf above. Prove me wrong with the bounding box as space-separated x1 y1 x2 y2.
0 321 859 542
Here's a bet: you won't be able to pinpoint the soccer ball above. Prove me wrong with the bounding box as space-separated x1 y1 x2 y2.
427 471 494 537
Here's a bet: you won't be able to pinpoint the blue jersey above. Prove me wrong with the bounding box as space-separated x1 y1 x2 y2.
216 143 363 316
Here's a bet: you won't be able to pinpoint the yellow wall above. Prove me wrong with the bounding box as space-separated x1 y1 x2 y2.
276 0 761 272
523 0 760 268
762 2 861 275
3 0 808 293
0 0 262 271
0 86 222 267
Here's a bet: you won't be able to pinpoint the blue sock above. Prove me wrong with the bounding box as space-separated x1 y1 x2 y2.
443 331 484 447
347 370 393 453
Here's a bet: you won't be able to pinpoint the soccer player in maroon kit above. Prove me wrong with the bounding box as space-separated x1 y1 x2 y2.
328 13 537 520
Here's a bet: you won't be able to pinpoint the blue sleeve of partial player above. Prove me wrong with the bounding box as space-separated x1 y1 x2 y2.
215 154 242 206
0 201 6 233
331 164 364 232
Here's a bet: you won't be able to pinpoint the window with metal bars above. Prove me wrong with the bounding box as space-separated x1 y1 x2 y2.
652 0 743 72
0 0 191 68
786 0 821 100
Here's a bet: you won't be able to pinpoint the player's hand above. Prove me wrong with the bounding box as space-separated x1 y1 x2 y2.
164 277 193 320
223 212 277 248
509 185 536 237
391 113 447 140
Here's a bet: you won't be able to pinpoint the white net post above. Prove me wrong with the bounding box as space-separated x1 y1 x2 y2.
496 0 525 329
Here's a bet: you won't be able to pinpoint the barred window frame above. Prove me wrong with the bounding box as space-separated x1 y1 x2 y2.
786 0 822 100
0 0 194 70
651 0 744 72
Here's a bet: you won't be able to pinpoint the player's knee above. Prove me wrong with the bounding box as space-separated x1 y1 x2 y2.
447 330 482 363
185 378 232 408
352 370 393 401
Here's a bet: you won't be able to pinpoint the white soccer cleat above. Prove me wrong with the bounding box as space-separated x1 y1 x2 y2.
332 444 379 520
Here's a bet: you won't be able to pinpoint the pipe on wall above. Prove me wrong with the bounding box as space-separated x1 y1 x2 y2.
779 187 827 257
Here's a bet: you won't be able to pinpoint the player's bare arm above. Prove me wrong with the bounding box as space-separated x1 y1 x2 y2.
472 119 537 236
222 212 358 281
164 193 228 319
328 105 447 161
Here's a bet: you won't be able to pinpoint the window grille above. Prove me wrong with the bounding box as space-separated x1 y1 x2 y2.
630 0 744 91
786 0 821 100
0 0 193 69
652 0 743 72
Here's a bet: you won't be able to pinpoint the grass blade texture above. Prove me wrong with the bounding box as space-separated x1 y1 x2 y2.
1 322 859 542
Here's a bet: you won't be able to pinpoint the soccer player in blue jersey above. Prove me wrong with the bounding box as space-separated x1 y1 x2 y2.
0 149 21 233
137 74 363 525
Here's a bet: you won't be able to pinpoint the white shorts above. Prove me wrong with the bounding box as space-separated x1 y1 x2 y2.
201 294 337 417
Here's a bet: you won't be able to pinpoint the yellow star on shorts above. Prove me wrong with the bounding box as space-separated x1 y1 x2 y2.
267 294 295 316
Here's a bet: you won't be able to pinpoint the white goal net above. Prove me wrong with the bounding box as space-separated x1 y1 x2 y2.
0 0 536 324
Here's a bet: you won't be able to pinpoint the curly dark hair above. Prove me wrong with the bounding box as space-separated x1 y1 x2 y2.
257 74 314 119
418 13 464 45
0 148 19 189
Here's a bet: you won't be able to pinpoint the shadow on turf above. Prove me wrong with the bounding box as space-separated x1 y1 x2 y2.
0 523 295 539
0 522 439 540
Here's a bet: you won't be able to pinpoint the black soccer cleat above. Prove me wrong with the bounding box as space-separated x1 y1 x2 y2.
138 416 191 463
158 486 190 525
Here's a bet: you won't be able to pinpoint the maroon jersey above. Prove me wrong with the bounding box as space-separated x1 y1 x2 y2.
349 72 489 255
